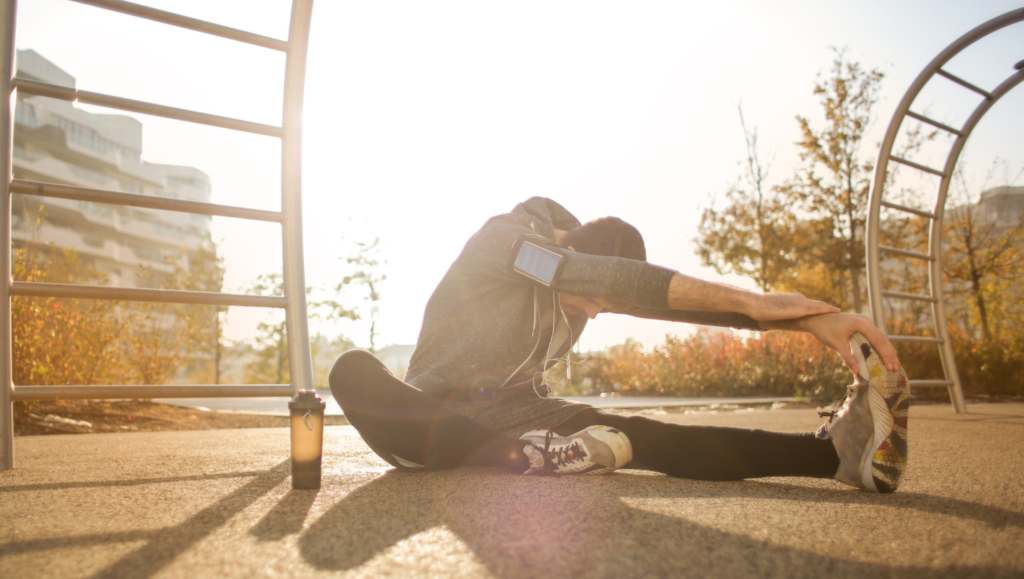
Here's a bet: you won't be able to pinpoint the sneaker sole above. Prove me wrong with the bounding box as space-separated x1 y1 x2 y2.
850 333 909 493
585 426 634 469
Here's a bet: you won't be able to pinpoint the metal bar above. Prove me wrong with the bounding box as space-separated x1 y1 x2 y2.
928 68 1024 414
882 290 937 303
866 7 1024 359
889 155 946 177
888 335 945 344
1 0 17 471
11 282 287 308
909 380 955 388
14 78 284 138
12 179 285 223
936 68 993 98
905 111 963 136
69 0 289 52
880 200 936 219
13 384 295 401
280 0 316 396
878 245 934 261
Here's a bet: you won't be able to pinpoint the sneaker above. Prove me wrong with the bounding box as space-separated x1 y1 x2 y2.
816 333 910 492
519 425 633 475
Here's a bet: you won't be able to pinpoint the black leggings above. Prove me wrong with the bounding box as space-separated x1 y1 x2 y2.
329 350 839 480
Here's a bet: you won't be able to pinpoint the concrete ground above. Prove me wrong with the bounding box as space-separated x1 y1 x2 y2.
1 403 1022 579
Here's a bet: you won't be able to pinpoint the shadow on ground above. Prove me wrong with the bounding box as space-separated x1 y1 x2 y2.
297 468 1020 578
3 404 1022 578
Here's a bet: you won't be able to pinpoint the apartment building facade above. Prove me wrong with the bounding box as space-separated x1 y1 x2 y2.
11 49 212 288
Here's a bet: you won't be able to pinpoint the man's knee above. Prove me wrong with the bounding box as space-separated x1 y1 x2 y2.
328 349 385 396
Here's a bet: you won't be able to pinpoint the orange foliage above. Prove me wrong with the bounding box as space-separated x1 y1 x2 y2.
574 329 850 401
569 319 1022 401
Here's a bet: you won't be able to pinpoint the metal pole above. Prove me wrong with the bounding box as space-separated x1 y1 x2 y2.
929 70 1024 414
281 0 315 393
866 8 1024 414
13 78 285 137
1 0 18 471
866 8 1024 332
69 0 289 52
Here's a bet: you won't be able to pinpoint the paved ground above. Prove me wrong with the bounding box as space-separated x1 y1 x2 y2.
2 403 1022 578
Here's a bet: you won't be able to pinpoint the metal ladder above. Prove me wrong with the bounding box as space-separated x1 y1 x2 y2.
1 0 317 469
866 8 1024 414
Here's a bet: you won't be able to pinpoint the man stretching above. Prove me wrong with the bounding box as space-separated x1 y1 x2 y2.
329 197 909 492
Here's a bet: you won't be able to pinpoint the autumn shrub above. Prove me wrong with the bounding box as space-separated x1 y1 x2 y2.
570 328 849 401
12 242 127 386
12 216 222 387
567 317 1022 401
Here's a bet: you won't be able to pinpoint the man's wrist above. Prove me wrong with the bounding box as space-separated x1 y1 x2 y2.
758 317 807 332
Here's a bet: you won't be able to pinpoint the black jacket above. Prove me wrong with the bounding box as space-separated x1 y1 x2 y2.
404 197 761 399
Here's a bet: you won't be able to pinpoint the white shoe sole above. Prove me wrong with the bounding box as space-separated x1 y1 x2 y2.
586 425 634 469
850 334 909 493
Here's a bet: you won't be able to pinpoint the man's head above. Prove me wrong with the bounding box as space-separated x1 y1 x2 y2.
562 216 646 261
558 216 646 319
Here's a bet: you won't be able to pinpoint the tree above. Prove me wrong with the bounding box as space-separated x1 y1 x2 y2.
696 105 802 292
245 273 290 384
776 50 884 312
242 237 382 383
176 242 227 383
11 205 228 387
943 162 1024 342
336 238 387 353
12 220 127 386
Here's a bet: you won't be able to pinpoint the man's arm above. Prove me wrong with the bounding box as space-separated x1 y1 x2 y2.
665 272 900 375
666 272 839 321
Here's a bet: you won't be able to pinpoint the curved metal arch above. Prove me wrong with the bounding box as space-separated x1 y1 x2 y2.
282 0 317 400
866 8 1024 414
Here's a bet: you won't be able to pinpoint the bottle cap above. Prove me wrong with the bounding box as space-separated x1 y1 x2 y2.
288 389 326 411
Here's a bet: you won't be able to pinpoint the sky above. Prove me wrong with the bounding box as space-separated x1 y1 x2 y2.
13 0 1024 352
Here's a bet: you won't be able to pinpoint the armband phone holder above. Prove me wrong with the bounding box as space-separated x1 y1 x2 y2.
510 236 564 286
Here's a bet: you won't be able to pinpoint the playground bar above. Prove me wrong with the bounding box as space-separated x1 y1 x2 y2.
888 336 945 344
881 291 937 303
11 180 285 223
935 69 993 99
10 282 288 308
878 245 934 261
888 155 946 177
1 0 16 470
12 384 295 401
904 111 963 136
14 78 285 138
70 0 290 52
879 199 936 219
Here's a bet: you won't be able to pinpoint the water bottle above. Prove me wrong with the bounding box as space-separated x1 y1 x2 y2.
289 390 326 489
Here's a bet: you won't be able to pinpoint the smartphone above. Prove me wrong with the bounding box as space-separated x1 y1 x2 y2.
511 237 564 286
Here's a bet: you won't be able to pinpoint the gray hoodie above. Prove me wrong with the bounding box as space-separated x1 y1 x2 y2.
404 197 762 435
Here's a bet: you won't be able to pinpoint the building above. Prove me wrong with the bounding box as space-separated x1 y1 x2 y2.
11 49 213 288
878 184 1024 328
973 185 1024 226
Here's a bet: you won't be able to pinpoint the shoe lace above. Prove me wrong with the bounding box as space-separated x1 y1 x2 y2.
539 431 587 474
818 390 854 420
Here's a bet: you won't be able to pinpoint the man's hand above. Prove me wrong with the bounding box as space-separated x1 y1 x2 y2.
763 312 901 375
